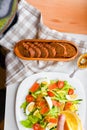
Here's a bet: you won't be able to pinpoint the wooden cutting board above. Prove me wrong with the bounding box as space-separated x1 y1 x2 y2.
26 0 87 34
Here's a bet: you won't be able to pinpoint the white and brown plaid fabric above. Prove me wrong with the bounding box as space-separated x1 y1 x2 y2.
0 0 87 87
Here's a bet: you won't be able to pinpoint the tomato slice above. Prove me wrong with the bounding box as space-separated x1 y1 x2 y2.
33 123 44 130
48 83 58 90
52 100 61 107
47 91 55 97
64 102 72 110
40 106 49 115
26 95 34 102
36 96 47 108
37 100 46 107
49 118 58 123
68 88 74 95
30 82 40 92
57 81 64 89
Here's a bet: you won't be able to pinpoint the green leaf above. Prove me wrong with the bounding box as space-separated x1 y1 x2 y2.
47 106 59 117
20 102 28 110
61 81 74 93
20 115 40 128
31 93 37 98
40 120 47 128
50 127 57 130
28 115 39 124
20 119 32 128
51 91 67 103
33 109 42 119
40 83 48 88
50 80 58 84
72 99 83 104
34 90 41 95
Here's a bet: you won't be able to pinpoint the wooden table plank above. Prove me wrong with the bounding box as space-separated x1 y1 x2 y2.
27 0 87 34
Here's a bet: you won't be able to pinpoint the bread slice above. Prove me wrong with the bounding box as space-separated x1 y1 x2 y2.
34 42 49 58
62 42 77 58
42 43 56 58
14 39 78 61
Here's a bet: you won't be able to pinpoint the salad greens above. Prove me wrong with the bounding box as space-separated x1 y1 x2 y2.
20 78 82 130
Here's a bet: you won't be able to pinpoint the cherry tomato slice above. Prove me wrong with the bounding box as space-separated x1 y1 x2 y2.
52 100 61 107
30 82 40 92
33 123 44 130
49 118 58 123
68 88 74 95
26 95 34 102
47 91 55 97
64 102 72 110
40 106 49 115
57 81 64 89
48 83 58 90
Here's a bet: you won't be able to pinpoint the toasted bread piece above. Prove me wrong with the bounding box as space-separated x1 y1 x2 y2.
62 43 77 58
34 42 49 58
42 43 56 58
22 42 35 58
18 45 30 57
26 42 41 58
50 42 65 58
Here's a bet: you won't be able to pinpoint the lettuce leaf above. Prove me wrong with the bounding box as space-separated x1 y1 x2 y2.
20 101 28 111
47 106 59 117
28 115 39 124
20 119 32 128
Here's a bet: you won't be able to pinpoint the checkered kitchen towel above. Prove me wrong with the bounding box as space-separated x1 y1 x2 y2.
0 0 87 87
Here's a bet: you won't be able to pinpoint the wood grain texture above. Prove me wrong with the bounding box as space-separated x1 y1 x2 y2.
26 0 87 34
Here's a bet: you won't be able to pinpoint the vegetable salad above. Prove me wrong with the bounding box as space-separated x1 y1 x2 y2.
20 78 82 130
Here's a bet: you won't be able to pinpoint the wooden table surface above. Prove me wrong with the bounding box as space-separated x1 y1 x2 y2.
27 0 87 34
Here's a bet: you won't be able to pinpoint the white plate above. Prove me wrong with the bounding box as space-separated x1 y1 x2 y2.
15 72 86 130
